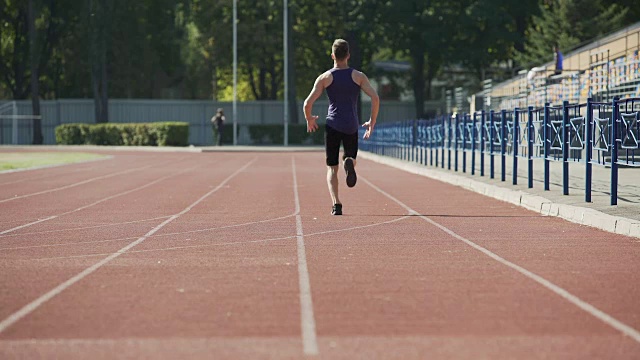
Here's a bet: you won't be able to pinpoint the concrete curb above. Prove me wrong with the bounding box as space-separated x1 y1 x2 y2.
0 145 323 153
201 146 323 153
360 152 640 239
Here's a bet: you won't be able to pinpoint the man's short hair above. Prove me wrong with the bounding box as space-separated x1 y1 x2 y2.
332 39 349 60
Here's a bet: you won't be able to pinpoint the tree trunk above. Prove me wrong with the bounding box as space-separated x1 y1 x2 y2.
89 0 108 123
247 66 259 100
210 62 217 100
99 36 108 123
269 59 277 100
411 46 425 118
13 10 28 99
28 0 43 144
346 31 363 122
258 67 267 100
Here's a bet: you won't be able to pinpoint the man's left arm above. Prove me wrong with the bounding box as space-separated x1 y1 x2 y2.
303 75 325 133
357 72 379 139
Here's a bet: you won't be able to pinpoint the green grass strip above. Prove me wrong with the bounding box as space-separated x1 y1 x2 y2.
0 152 107 171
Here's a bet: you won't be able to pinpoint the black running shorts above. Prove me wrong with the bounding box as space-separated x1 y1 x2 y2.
325 125 358 166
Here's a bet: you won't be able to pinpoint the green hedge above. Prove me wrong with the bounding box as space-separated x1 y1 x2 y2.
220 124 324 145
55 122 189 146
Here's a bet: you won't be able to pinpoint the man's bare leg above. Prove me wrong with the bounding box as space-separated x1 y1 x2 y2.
327 165 341 205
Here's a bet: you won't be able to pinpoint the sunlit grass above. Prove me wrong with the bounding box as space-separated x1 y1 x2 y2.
0 152 107 171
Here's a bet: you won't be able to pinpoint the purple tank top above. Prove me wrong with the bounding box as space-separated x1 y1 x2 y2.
326 68 360 134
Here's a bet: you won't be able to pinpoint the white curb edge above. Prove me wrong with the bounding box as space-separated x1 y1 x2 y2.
360 152 640 239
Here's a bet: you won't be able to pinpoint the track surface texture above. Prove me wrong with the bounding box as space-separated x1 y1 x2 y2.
0 150 639 359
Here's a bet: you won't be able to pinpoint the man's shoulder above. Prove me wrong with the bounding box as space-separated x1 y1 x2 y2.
316 70 333 86
350 69 367 85
319 70 334 79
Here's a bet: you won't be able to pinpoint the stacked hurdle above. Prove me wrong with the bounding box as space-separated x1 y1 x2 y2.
360 97 640 206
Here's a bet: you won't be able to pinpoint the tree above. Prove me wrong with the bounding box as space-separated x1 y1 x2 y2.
516 0 628 69
285 1 297 124
455 0 538 82
28 0 43 144
87 0 109 122
381 0 460 117
0 1 30 99
292 0 387 119
336 0 386 121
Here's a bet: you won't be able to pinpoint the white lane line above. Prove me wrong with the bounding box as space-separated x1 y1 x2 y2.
0 164 156 203
291 157 319 356
0 217 58 235
0 216 172 239
0 167 86 186
361 175 640 344
0 158 256 334
26 215 411 260
1 213 297 251
0 163 196 235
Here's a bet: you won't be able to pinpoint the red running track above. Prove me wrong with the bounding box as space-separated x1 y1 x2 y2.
0 150 639 359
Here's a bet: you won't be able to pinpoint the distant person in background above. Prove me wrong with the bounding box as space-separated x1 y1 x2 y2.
303 38 379 216
211 108 225 146
527 66 545 90
554 44 563 75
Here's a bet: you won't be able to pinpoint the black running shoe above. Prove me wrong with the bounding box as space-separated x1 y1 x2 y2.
331 203 343 215
344 158 357 188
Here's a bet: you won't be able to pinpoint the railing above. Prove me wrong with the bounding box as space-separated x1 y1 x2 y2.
361 97 640 206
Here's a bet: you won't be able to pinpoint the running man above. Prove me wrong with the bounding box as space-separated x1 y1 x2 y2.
303 39 380 215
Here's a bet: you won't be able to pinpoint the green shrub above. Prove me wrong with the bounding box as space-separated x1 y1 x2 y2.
120 125 137 146
88 123 123 145
251 124 324 145
130 123 154 146
248 125 284 145
221 125 234 144
154 122 188 146
288 124 324 145
54 122 189 146
55 123 89 145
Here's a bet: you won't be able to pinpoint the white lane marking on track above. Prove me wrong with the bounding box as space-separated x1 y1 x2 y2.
361 175 640 344
0 216 58 235
0 158 256 334
0 164 156 203
25 215 411 260
0 163 196 235
0 216 172 239
0 213 297 251
292 157 319 356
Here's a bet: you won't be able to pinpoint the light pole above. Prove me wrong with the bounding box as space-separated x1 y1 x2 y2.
233 0 238 145
283 0 289 146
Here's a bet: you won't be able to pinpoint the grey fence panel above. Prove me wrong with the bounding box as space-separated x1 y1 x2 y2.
58 100 95 123
2 99 438 145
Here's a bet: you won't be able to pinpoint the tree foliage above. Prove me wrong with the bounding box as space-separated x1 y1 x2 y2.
516 0 628 68
1 0 638 123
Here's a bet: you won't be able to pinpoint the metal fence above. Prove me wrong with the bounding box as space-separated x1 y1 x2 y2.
360 97 640 206
0 99 439 145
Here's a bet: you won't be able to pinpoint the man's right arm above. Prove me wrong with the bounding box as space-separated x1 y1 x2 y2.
303 74 327 133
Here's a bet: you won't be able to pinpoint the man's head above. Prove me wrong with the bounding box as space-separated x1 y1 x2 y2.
332 39 350 61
